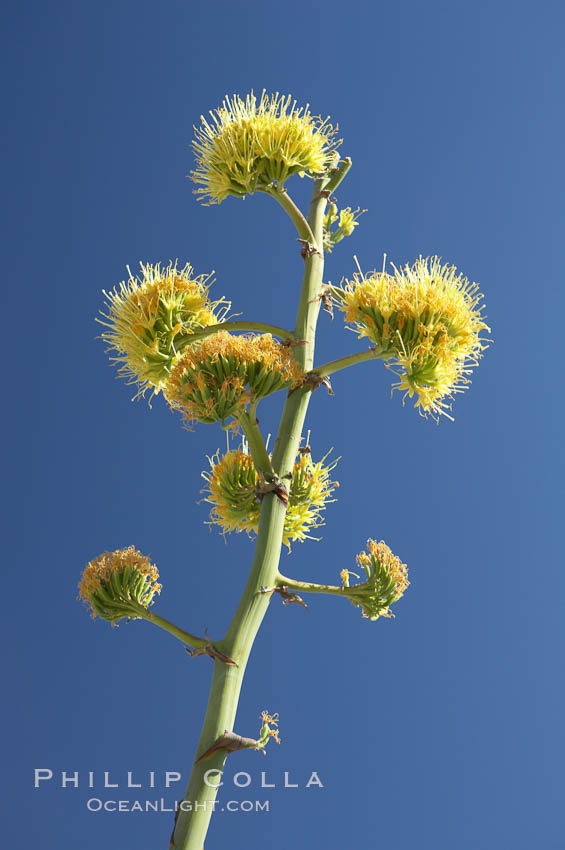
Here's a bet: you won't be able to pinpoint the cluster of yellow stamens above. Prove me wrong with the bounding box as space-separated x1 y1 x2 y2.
202 445 338 548
99 261 229 400
166 332 302 426
191 91 339 204
338 256 490 420
341 539 409 620
78 547 161 622
286 452 339 546
202 448 258 534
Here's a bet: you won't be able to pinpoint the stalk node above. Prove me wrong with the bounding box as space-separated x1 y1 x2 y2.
195 710 280 764
186 632 238 666
254 475 289 506
301 372 335 396
195 730 261 763
297 238 322 260
309 283 334 319
258 585 308 609
280 337 308 348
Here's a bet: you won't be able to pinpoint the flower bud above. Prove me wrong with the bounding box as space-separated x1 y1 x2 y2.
256 711 281 750
166 332 302 426
191 91 339 204
323 203 339 229
338 207 361 236
99 261 229 400
338 256 490 420
324 206 365 252
78 547 161 623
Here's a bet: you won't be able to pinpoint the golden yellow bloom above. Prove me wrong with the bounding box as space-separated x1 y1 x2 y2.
78 546 161 622
202 445 338 548
345 539 409 621
286 451 339 546
338 256 490 420
99 261 229 400
166 332 302 426
202 448 258 535
191 91 339 204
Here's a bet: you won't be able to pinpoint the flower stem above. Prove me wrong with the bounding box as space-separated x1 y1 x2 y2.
171 170 338 850
275 572 370 615
312 347 387 378
271 171 335 476
237 410 274 478
276 573 345 597
262 186 316 244
325 157 352 194
177 320 294 349
142 610 209 650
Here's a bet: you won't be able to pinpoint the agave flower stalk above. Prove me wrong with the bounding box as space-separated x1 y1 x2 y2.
171 161 351 850
85 92 490 850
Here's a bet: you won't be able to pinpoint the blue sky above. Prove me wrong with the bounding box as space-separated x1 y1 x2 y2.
3 1 564 848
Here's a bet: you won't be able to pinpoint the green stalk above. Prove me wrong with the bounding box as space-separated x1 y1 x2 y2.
312 347 387 379
171 164 349 849
142 610 209 650
261 186 315 244
236 410 275 478
276 573 345 598
325 158 352 193
170 496 287 849
176 320 294 350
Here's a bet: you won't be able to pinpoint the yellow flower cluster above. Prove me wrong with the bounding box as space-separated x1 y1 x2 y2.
286 452 339 546
203 448 258 534
349 539 409 620
191 91 339 204
339 256 490 420
166 332 302 426
202 446 338 548
99 262 229 400
78 547 161 622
